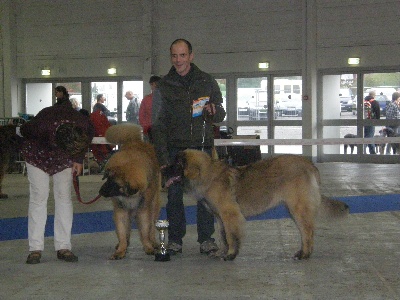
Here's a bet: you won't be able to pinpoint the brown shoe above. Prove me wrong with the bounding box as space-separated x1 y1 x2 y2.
57 249 78 262
26 251 42 264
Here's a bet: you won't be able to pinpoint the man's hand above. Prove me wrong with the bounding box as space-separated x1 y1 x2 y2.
204 103 216 115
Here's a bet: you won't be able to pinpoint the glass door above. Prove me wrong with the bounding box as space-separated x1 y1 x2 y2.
25 83 53 115
122 81 143 122
91 82 118 123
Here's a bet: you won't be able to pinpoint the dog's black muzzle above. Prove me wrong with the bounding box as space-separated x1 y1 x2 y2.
99 176 138 198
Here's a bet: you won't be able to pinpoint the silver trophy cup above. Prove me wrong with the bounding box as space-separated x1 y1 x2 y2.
155 220 170 261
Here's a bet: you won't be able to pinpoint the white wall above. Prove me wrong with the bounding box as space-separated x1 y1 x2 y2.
14 0 148 78
316 0 400 69
1 0 400 117
10 0 400 78
152 0 303 74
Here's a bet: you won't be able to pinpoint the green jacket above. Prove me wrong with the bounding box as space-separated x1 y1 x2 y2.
153 63 225 165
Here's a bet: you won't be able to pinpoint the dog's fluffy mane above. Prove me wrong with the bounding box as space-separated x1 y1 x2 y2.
105 123 142 145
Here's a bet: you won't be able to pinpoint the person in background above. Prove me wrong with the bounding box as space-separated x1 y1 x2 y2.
55 86 70 105
93 94 110 116
93 94 117 125
152 39 226 255
385 91 400 133
79 108 90 117
70 98 81 111
125 91 140 124
364 93 380 154
139 75 161 142
384 91 400 154
21 86 95 264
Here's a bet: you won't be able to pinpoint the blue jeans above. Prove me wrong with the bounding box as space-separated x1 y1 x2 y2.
364 126 376 154
167 147 215 245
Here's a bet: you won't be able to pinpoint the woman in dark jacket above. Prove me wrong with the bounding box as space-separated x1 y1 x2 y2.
21 86 95 264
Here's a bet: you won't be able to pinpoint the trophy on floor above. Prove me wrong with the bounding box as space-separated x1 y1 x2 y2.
155 220 170 262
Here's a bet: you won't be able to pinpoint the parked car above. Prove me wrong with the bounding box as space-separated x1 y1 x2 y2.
374 94 390 116
275 94 302 117
237 106 268 120
249 106 268 120
340 96 354 112
339 89 354 112
278 105 302 117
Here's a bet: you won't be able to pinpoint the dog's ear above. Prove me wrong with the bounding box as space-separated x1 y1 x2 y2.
102 167 120 180
182 153 201 180
185 164 201 180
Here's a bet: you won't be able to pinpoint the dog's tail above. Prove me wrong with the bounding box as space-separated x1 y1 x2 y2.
105 124 142 145
318 195 349 219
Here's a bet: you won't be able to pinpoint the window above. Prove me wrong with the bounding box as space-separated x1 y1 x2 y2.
216 78 227 121
26 83 53 115
362 72 400 120
274 76 302 119
236 77 268 121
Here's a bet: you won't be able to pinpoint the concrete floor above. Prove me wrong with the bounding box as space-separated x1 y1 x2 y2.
0 162 399 299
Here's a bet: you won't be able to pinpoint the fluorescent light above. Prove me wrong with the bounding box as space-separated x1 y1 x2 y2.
41 69 51 76
258 62 269 69
348 58 360 65
107 68 117 75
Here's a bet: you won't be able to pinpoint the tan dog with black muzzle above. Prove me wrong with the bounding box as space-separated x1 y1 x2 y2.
100 124 161 260
165 150 349 261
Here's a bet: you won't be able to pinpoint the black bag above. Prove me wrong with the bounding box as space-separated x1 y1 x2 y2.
227 135 261 166
214 125 261 166
213 125 233 161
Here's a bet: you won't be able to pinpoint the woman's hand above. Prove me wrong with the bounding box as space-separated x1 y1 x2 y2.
72 162 83 176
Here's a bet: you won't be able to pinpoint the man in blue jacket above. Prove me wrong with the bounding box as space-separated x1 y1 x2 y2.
153 39 226 255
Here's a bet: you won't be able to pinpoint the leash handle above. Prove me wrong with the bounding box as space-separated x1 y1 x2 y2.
72 172 102 205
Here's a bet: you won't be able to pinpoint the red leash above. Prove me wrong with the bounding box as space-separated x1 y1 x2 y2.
72 172 102 205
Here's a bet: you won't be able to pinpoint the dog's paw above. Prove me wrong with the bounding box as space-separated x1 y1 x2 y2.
109 251 126 260
293 250 311 260
223 253 237 261
143 247 156 255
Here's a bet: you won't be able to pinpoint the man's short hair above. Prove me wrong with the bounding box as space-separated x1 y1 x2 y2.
170 39 192 54
125 91 133 97
392 92 400 101
149 76 161 84
96 94 103 102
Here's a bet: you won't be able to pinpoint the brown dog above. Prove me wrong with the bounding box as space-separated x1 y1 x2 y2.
166 149 349 261
0 124 22 199
99 124 161 259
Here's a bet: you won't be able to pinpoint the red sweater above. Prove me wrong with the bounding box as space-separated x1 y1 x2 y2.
139 93 153 134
